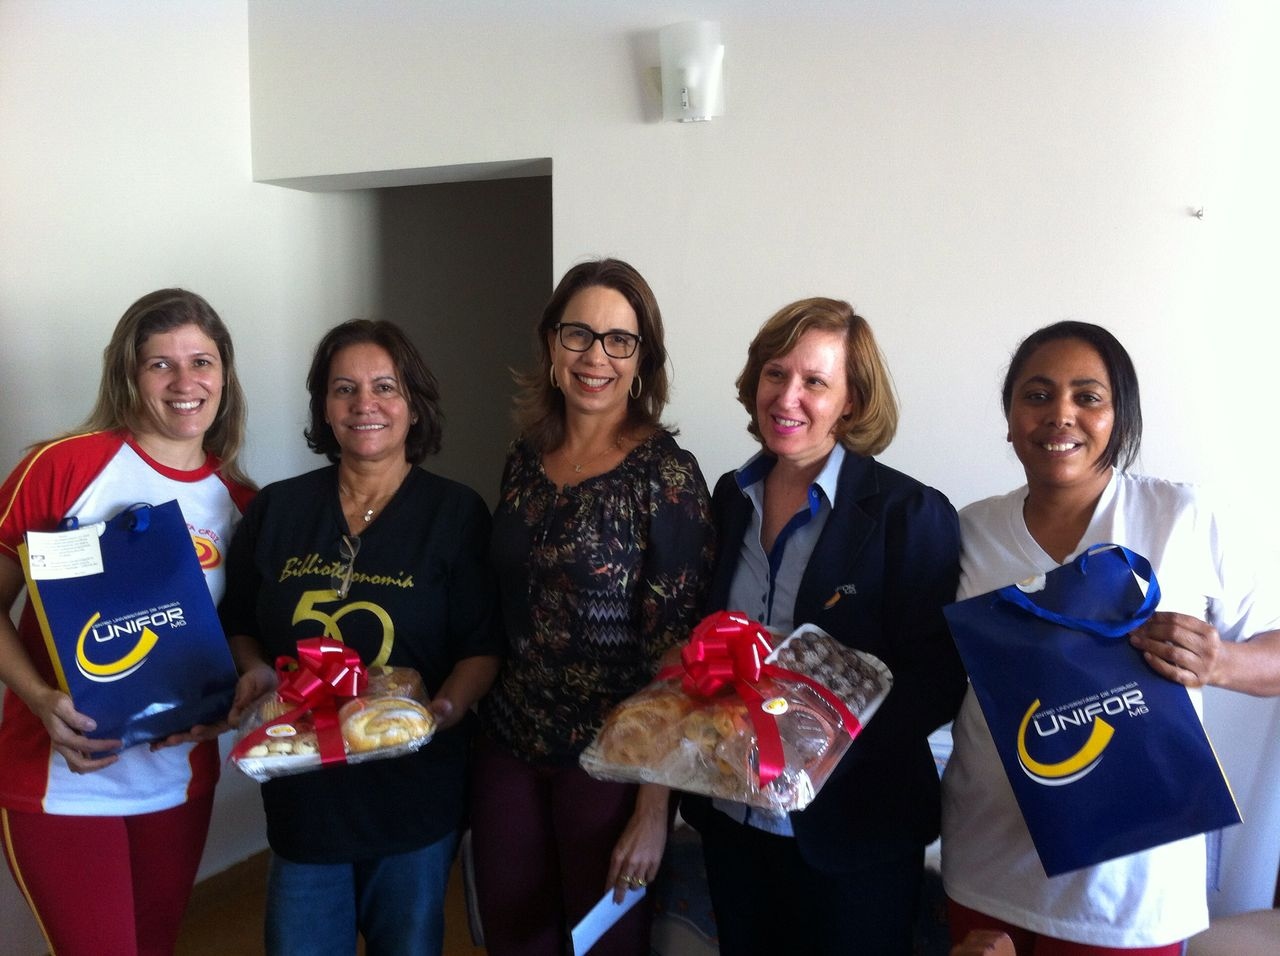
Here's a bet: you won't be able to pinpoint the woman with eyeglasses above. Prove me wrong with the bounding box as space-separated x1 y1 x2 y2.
218 319 501 956
469 258 714 956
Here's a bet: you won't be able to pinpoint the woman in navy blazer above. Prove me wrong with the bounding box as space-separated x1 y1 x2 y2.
681 297 965 955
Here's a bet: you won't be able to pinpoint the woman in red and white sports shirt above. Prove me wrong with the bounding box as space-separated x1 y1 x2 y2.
0 289 255 956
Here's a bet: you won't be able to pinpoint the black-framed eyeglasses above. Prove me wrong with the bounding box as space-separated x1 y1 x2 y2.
332 533 361 600
553 322 642 359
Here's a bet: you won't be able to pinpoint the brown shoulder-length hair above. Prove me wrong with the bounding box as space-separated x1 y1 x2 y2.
303 319 443 465
736 297 899 457
80 288 253 488
512 258 671 452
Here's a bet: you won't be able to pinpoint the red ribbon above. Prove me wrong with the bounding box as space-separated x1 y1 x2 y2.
277 638 366 709
675 610 773 696
232 637 368 767
657 611 786 785
658 611 862 788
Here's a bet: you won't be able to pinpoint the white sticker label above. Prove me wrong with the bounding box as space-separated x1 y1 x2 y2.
24 526 106 580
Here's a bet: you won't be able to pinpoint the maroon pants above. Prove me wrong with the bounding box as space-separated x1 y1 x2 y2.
2 792 214 956
469 734 652 956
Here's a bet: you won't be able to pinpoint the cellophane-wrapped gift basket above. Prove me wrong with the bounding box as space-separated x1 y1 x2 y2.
580 611 892 812
230 638 436 782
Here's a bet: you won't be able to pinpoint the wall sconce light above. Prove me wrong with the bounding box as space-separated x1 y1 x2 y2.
659 21 725 122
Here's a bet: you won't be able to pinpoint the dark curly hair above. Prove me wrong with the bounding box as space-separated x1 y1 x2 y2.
304 319 443 464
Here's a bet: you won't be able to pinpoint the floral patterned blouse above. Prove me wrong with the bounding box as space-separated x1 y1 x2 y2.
482 429 713 765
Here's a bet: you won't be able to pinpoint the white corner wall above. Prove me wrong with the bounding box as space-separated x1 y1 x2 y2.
0 0 381 483
248 0 1280 509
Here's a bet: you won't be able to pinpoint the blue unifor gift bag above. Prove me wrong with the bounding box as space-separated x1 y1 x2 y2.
943 543 1240 877
18 500 238 752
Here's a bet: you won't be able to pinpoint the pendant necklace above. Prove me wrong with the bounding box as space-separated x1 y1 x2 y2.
339 484 382 524
569 434 623 473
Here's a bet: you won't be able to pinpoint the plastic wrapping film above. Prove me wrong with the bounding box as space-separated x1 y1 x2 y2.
581 620 891 812
230 664 435 782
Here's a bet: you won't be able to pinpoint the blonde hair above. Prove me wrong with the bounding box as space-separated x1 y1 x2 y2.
736 297 898 456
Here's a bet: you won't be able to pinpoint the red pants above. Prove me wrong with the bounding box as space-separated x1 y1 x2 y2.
948 898 1185 956
2 793 214 956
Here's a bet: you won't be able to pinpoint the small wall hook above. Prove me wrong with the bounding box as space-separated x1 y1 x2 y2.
1191 206 1205 220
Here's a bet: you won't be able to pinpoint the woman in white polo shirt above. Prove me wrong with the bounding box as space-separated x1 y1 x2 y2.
942 320 1280 954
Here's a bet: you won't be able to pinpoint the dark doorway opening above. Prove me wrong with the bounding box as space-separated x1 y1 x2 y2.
377 175 552 506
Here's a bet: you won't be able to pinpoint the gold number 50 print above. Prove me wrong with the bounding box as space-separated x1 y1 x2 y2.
292 590 395 666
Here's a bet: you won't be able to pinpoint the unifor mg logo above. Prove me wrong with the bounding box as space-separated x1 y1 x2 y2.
75 606 188 682
1016 685 1149 786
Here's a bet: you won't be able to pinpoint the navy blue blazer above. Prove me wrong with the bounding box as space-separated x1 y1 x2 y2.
683 450 965 871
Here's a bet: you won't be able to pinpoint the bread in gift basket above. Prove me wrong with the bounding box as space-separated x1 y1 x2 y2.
580 612 892 812
230 639 436 782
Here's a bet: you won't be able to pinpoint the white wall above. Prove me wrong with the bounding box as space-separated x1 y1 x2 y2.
0 0 382 482
2 1 1278 950
247 0 1280 510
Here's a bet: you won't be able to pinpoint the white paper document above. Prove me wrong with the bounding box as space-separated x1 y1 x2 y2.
569 886 647 955
23 525 105 580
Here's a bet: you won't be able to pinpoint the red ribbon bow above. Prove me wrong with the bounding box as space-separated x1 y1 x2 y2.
658 612 864 789
232 637 368 768
678 611 774 697
275 638 367 765
277 638 366 709
660 611 787 786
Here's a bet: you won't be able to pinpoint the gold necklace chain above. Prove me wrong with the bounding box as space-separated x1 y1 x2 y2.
339 483 392 523
566 434 623 474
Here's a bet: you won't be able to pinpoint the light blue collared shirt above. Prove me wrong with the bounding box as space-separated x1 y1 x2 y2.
714 444 845 834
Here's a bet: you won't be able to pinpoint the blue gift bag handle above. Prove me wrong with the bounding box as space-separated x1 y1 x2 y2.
57 502 153 533
995 543 1162 639
125 502 153 533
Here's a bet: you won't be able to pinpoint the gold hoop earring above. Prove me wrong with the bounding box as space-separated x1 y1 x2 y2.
550 366 559 390
629 374 642 399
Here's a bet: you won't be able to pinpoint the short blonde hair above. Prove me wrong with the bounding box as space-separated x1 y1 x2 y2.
735 297 898 456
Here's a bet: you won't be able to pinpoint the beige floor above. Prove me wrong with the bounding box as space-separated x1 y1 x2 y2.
176 850 485 955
